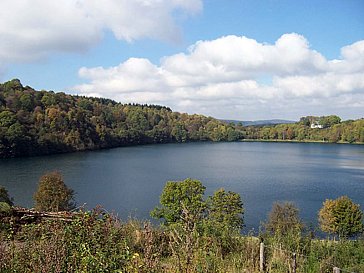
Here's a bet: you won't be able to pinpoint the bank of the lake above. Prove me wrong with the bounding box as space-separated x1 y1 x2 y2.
240 139 364 145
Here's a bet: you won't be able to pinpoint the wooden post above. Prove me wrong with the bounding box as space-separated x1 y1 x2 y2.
260 242 265 273
333 267 340 273
292 253 296 273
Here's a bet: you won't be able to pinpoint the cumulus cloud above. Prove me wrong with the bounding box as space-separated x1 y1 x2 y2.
0 0 202 64
74 33 364 120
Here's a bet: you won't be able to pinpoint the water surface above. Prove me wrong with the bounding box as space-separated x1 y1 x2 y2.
1 142 363 231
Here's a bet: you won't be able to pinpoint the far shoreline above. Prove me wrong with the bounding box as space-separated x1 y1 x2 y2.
240 139 364 145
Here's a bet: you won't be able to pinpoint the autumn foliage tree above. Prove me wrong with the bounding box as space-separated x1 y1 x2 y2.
33 171 75 212
318 196 364 238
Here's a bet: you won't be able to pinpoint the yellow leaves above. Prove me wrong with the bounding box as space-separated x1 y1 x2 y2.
318 196 364 237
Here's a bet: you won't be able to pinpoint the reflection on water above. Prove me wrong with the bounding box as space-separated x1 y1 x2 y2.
1 142 363 231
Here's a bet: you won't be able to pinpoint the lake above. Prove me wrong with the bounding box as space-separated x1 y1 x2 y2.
1 142 363 231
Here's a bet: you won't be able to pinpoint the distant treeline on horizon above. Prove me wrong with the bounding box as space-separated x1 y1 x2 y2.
0 79 363 158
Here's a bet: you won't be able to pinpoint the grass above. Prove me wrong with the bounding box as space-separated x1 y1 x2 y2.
1 208 363 273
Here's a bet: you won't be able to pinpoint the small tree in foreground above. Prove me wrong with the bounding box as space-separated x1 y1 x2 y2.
151 178 244 233
33 171 75 212
151 179 244 270
318 196 363 238
265 201 303 235
150 178 206 226
207 188 244 232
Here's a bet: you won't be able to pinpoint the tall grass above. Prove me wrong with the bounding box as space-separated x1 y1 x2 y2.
0 209 363 272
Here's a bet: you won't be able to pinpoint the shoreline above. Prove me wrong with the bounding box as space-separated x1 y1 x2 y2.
240 139 364 145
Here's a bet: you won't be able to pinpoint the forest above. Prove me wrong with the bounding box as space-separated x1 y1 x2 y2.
0 79 363 158
0 79 242 158
242 115 364 144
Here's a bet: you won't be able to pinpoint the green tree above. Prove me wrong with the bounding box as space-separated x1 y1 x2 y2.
265 201 303 235
0 110 17 127
0 185 14 206
320 115 341 128
171 123 188 142
33 171 76 212
318 196 364 238
151 179 245 233
150 178 206 226
207 188 244 232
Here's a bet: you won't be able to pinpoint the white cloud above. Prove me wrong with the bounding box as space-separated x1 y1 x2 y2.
75 33 364 120
0 0 202 65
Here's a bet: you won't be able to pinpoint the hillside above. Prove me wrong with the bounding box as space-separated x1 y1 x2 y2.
0 79 242 158
1 79 362 159
223 119 296 126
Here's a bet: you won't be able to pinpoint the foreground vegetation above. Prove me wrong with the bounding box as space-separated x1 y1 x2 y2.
1 210 363 273
1 175 363 273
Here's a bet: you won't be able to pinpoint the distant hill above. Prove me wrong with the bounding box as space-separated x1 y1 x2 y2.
222 119 296 126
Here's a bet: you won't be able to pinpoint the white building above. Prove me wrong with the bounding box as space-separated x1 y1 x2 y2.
310 123 323 129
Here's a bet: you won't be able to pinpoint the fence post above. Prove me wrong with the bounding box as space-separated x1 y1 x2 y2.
260 242 265 273
333 267 340 273
292 252 296 273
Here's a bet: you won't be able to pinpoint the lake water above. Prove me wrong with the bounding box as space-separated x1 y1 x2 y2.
1 142 363 232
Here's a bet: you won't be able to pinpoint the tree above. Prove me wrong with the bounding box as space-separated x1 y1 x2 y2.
150 178 206 226
151 179 245 233
33 171 75 212
207 188 244 232
318 196 364 238
265 201 303 235
0 186 13 206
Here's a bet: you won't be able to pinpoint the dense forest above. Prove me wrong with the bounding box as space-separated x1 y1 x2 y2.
0 79 363 158
242 115 364 143
0 79 242 158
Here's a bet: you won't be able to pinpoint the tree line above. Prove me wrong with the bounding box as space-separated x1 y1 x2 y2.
1 79 363 158
241 115 364 143
0 79 242 158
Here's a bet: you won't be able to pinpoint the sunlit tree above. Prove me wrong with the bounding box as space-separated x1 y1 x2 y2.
34 171 75 212
318 196 363 238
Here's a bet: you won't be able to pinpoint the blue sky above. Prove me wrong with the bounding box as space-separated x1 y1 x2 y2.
1 0 363 120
